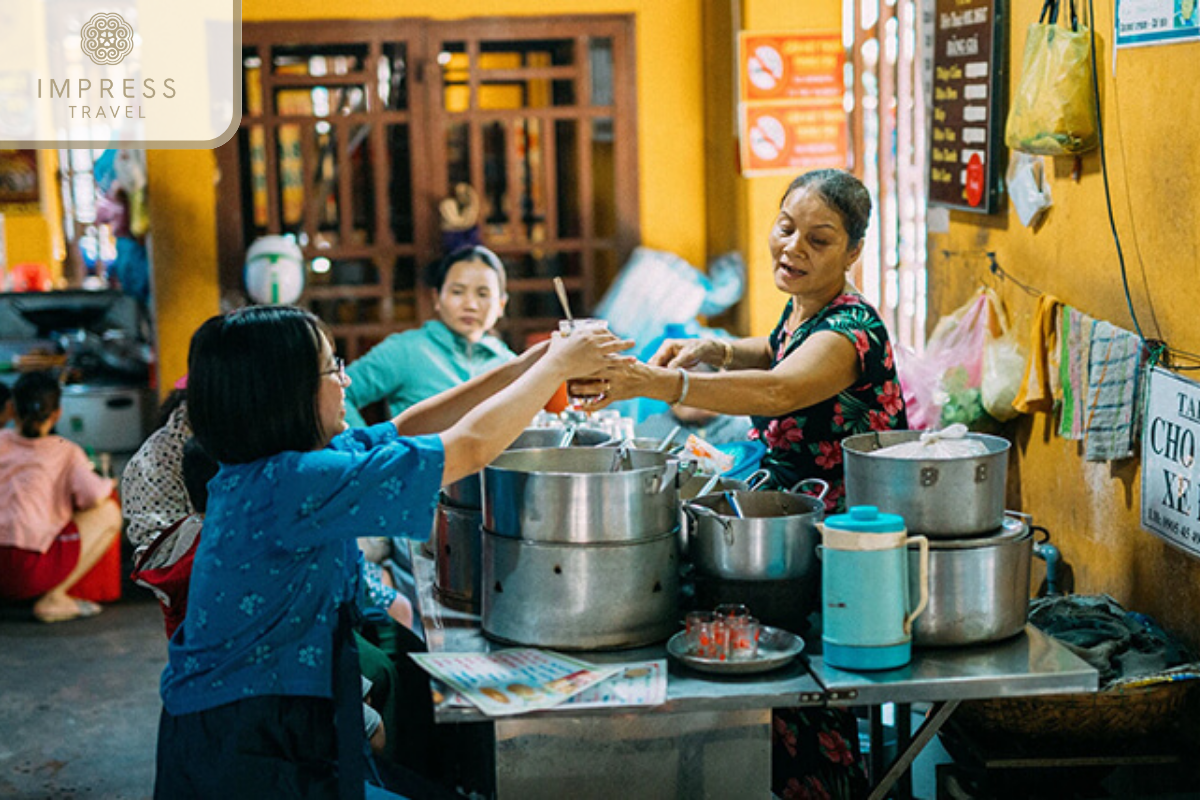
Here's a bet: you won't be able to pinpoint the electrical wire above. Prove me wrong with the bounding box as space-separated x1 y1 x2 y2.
1088 0 1146 344
938 248 1200 370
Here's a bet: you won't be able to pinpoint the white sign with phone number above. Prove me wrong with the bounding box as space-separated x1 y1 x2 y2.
1141 367 1200 558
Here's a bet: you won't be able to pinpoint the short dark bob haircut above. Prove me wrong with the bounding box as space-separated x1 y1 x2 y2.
187 305 330 464
13 371 61 438
422 245 508 296
782 169 872 250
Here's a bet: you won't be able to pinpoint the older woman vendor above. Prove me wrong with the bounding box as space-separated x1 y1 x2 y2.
586 168 906 513
585 168 907 799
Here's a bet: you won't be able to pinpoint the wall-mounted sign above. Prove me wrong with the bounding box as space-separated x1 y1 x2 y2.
737 31 847 177
1116 0 1200 48
928 0 1005 213
1141 367 1200 559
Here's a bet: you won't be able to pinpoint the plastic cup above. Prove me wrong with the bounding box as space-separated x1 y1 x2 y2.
714 603 750 623
685 610 716 658
728 616 761 660
559 319 610 407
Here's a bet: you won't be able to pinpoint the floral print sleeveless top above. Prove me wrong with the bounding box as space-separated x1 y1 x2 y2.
749 293 907 512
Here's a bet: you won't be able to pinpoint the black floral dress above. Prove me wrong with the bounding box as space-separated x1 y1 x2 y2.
753 293 906 800
749 293 907 513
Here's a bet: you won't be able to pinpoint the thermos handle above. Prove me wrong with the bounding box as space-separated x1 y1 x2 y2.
904 535 929 636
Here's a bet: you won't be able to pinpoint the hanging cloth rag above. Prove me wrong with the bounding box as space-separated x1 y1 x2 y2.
1083 321 1147 461
1057 307 1094 440
1013 294 1063 414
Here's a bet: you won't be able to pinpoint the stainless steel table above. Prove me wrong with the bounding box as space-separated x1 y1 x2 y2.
809 631 1099 800
413 545 1099 799
413 547 824 799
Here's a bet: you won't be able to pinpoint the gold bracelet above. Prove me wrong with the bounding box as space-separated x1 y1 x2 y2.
716 339 734 370
669 368 690 408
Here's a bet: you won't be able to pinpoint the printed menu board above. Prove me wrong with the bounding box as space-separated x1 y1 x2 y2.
928 0 1005 213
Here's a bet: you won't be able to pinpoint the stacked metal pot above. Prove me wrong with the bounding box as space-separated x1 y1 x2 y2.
432 426 612 610
680 479 828 630
842 430 1032 647
479 446 685 649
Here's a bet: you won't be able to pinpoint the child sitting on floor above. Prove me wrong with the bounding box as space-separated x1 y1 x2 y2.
0 372 122 623
155 305 627 799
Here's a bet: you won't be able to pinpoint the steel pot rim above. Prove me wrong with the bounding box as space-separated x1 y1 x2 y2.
842 429 1012 459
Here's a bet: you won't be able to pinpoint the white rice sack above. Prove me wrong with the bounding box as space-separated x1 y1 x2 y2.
870 424 990 460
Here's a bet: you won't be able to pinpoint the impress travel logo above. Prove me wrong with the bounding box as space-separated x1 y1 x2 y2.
81 12 135 66
0 0 240 148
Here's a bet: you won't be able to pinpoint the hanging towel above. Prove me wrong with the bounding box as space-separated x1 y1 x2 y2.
1013 294 1063 414
1058 307 1094 440
1083 321 1147 461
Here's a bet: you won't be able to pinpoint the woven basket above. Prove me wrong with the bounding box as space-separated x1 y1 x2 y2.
955 680 1196 742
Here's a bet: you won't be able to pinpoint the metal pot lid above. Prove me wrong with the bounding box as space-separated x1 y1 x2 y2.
908 513 1030 549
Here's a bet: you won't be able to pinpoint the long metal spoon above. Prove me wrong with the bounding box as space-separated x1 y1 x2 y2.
656 425 682 452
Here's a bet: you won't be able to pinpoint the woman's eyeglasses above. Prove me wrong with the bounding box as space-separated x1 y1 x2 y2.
321 356 347 383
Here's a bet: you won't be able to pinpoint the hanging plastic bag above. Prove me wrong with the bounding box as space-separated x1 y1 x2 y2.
981 297 1026 421
896 290 995 430
1004 0 1099 157
1007 152 1052 227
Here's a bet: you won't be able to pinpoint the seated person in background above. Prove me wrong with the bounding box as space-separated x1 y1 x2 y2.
0 382 12 427
0 371 122 622
343 245 515 427
130 437 216 638
121 381 191 556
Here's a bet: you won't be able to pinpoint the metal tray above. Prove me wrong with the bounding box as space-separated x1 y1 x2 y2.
666 626 805 675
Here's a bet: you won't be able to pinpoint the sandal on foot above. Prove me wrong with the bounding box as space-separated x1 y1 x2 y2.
34 598 102 624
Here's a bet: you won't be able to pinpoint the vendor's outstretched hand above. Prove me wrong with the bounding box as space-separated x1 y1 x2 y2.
649 338 722 370
575 358 657 412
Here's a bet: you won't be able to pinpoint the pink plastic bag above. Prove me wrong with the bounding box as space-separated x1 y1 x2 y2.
897 291 995 430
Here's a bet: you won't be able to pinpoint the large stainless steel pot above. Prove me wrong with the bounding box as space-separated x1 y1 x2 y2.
907 514 1031 646
482 447 685 543
842 430 1011 537
432 501 483 611
683 481 826 581
442 426 614 508
481 529 679 649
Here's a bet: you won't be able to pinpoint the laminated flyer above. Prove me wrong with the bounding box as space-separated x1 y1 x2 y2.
410 648 624 717
560 660 668 709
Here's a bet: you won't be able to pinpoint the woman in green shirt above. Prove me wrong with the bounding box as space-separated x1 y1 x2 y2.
344 246 516 427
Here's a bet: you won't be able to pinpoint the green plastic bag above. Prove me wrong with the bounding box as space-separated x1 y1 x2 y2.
1004 0 1099 156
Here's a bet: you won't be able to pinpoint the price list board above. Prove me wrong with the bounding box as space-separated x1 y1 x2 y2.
928 0 1006 213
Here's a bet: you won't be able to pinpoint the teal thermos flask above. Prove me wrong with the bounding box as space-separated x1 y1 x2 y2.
821 506 929 671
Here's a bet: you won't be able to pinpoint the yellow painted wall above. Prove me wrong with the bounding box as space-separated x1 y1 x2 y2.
3 150 62 278
145 150 220 390
739 2 843 337
928 2 1200 649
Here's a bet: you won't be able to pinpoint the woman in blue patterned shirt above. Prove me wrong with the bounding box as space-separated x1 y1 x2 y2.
155 305 626 799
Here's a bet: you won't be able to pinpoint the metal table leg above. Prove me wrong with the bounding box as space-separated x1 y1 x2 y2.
866 700 960 800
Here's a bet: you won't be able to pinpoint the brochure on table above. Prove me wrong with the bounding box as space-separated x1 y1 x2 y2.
412 648 666 716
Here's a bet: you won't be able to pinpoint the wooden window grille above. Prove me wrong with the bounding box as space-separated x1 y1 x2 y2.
848 0 929 351
215 16 639 360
